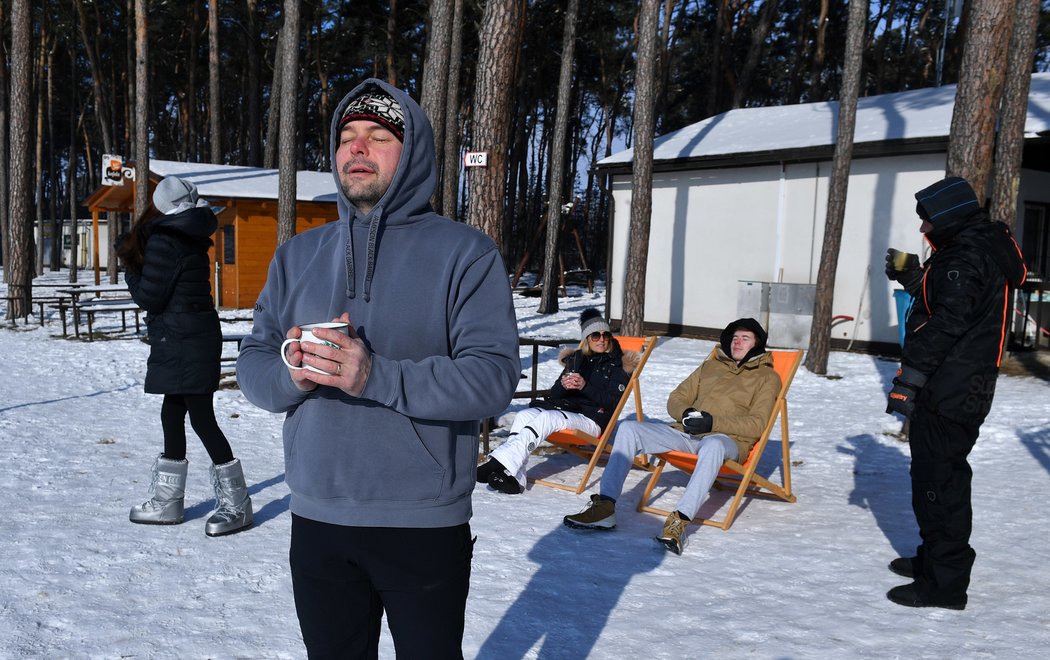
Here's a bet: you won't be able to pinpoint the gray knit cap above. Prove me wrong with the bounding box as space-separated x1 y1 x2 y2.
153 176 206 215
579 307 611 340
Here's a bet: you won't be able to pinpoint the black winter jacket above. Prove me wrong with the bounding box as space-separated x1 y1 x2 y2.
539 341 633 429
903 207 1026 425
125 207 222 395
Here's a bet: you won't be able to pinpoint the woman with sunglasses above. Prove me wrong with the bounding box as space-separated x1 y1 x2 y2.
476 308 640 494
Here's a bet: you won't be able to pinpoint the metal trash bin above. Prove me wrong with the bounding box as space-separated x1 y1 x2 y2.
738 281 816 348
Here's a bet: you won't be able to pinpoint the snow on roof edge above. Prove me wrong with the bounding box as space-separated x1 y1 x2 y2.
597 72 1050 167
148 160 338 203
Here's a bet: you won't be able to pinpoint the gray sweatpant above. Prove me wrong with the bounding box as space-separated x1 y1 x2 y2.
599 420 738 519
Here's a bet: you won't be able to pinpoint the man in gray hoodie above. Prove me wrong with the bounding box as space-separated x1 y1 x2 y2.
237 79 520 658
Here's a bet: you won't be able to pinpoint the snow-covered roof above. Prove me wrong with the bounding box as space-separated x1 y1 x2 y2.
598 72 1050 167
149 159 338 203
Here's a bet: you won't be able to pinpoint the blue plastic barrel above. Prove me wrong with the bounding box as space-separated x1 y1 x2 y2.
893 289 914 348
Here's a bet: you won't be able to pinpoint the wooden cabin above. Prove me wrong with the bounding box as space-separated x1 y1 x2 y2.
84 159 339 308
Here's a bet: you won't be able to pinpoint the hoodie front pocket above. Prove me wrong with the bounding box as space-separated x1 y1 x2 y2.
284 397 446 502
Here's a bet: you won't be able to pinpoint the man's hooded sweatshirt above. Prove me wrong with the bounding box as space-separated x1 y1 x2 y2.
236 79 520 528
905 177 1027 425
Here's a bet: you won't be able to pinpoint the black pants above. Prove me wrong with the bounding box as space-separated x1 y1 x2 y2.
908 407 979 605
160 393 233 465
289 514 473 659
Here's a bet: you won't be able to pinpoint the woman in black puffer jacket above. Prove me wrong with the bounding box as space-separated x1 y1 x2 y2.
118 176 252 537
475 308 639 494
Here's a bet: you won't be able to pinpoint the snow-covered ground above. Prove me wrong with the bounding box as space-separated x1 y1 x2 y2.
2 271 1049 658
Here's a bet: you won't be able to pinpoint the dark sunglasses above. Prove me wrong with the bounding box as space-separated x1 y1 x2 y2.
588 331 613 341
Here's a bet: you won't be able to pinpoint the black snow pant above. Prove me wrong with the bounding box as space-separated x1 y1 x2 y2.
908 406 979 606
289 514 474 660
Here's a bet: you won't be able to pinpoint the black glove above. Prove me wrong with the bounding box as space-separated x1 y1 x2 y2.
886 365 927 418
683 410 713 435
885 249 924 295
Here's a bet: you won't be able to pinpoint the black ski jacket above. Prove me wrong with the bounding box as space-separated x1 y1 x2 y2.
903 207 1026 425
540 341 633 429
126 207 222 395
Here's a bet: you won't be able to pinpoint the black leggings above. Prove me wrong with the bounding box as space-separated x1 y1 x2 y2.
160 393 234 465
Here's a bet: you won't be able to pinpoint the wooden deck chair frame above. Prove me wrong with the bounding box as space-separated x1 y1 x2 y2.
636 349 803 530
529 335 658 495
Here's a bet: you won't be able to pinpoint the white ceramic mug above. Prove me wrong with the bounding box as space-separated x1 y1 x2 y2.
280 322 349 374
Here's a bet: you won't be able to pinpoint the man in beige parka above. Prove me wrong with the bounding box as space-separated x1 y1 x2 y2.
564 318 781 555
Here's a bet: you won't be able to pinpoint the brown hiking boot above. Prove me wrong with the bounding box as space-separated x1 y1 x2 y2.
656 511 689 555
563 494 616 530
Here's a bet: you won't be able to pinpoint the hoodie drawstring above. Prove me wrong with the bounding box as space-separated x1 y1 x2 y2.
363 208 381 302
344 206 383 302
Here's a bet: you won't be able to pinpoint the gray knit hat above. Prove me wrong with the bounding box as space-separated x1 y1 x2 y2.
579 308 611 340
153 176 204 215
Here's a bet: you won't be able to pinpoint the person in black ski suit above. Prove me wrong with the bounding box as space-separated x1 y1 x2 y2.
119 176 253 537
884 176 1027 610
476 308 638 494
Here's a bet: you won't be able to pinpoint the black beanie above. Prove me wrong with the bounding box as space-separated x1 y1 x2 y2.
914 176 979 223
720 318 768 363
339 88 405 142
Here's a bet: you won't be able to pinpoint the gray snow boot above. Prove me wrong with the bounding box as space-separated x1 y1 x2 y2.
205 458 253 537
129 455 188 525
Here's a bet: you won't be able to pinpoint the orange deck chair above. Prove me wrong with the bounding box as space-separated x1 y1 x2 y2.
529 335 659 495
636 348 803 530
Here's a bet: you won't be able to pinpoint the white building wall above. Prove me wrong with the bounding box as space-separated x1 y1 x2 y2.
608 151 967 347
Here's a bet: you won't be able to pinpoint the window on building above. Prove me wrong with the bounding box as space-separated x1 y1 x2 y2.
223 225 235 265
1022 203 1048 281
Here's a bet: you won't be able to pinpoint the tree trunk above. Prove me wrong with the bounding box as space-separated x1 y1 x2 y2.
0 0 8 280
47 36 60 271
809 0 830 99
706 0 729 118
386 0 398 86
8 0 32 319
35 32 47 276
421 0 453 210
538 0 580 314
620 0 660 337
732 0 780 109
805 0 867 375
74 0 114 153
990 0 1040 230
134 0 150 228
277 0 300 246
209 0 222 164
945 0 1013 202
69 97 82 284
264 33 284 170
245 0 262 166
465 0 526 249
441 0 465 220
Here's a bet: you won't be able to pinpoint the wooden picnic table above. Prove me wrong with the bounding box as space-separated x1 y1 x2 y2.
1 282 77 325
56 285 138 339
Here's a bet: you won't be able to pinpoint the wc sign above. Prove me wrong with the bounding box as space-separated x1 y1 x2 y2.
463 151 488 168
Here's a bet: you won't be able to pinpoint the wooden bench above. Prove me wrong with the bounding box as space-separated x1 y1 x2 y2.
2 294 30 324
221 333 248 364
78 298 145 339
